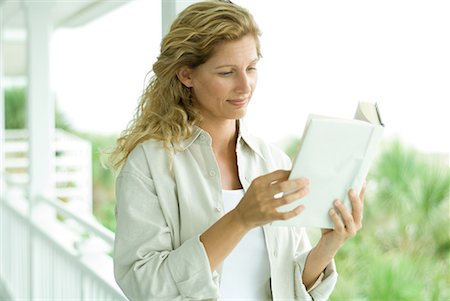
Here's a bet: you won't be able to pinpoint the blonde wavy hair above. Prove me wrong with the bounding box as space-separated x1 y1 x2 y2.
109 0 261 170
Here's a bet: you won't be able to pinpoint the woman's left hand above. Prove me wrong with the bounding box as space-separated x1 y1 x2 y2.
320 182 366 250
302 182 366 289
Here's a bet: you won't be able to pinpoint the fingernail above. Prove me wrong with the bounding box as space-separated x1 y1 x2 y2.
334 200 341 206
349 189 356 197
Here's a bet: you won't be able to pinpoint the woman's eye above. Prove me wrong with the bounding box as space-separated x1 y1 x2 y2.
219 71 233 76
247 66 257 72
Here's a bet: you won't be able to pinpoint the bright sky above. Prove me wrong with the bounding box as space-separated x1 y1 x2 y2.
51 0 450 155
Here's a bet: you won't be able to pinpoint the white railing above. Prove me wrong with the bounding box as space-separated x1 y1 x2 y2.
4 129 93 214
0 190 127 300
0 129 127 300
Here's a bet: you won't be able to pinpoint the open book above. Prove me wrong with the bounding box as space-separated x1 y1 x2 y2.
273 102 384 228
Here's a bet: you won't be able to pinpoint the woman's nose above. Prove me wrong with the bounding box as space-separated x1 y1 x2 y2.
235 72 252 94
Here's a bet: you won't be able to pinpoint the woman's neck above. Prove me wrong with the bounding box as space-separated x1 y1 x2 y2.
200 119 242 190
199 119 238 154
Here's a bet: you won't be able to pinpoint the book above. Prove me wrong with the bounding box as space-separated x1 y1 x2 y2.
273 101 384 229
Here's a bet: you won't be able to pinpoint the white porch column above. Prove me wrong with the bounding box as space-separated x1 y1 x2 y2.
161 0 198 37
24 2 55 203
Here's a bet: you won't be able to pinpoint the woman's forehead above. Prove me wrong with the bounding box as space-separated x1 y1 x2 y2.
206 35 259 66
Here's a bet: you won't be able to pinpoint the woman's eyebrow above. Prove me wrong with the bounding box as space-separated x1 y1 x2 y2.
214 58 259 69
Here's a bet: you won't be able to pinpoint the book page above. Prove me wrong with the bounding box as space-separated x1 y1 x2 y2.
355 101 383 125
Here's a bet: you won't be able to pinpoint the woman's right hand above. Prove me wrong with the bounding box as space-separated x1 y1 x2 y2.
233 170 310 230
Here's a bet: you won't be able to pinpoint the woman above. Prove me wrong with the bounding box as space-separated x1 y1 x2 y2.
111 1 365 300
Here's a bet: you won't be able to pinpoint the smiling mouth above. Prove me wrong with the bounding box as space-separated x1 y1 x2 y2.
227 99 247 106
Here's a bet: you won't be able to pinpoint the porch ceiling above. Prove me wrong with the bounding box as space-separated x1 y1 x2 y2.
1 0 131 77
1 0 131 29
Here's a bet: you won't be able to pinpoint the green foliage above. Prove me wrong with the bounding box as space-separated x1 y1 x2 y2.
370 140 449 214
326 139 450 301
55 102 73 132
283 137 301 159
75 131 117 232
97 198 117 232
4 86 72 131
367 255 424 301
5 87 26 129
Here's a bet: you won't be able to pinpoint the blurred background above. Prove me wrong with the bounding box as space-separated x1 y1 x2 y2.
0 0 448 300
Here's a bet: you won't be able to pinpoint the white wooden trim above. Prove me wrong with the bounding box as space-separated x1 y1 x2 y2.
24 2 55 202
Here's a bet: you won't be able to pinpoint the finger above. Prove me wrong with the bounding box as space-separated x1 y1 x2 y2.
256 170 290 186
349 189 363 227
275 204 305 220
270 177 309 195
329 207 345 233
359 181 367 205
334 199 355 234
271 185 310 208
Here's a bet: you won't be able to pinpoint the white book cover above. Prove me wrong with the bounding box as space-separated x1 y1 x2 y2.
273 102 384 228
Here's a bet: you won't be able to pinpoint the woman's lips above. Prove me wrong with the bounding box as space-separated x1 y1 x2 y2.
227 99 247 106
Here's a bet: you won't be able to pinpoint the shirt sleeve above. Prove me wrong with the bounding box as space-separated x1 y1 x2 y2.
293 228 338 301
113 155 219 300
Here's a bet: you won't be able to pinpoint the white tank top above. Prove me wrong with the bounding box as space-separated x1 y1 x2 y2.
219 189 271 300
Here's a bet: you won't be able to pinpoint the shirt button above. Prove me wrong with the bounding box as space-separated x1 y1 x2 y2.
200 134 206 140
209 170 216 177
215 205 222 212
273 249 278 257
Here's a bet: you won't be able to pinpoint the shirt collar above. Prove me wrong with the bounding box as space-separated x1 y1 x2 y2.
237 120 265 159
177 127 205 150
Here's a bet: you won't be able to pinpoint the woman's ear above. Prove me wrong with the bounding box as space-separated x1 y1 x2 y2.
176 67 194 88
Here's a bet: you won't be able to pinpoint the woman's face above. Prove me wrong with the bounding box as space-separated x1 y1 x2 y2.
180 35 259 124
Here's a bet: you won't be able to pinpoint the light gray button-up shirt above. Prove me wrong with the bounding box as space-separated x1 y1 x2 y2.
113 124 338 300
